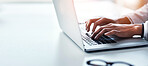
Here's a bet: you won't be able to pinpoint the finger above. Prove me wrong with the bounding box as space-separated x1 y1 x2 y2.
91 27 104 39
104 30 118 36
91 24 113 39
94 18 107 26
86 18 101 32
86 20 93 32
94 28 112 40
101 23 114 28
91 19 112 33
92 20 102 33
92 23 97 33
95 18 115 26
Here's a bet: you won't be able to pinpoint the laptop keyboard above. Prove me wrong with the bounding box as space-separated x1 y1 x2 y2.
81 33 116 46
79 23 116 46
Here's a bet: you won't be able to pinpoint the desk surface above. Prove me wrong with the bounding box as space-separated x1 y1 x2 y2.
0 2 148 66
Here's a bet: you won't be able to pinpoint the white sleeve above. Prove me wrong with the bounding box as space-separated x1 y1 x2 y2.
144 21 148 41
126 3 148 40
126 3 148 24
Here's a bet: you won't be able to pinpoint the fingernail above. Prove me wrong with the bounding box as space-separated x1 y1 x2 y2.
105 33 108 36
91 32 93 34
104 33 107 35
94 37 97 40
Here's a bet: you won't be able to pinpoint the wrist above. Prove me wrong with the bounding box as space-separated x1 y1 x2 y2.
134 24 142 35
115 16 132 24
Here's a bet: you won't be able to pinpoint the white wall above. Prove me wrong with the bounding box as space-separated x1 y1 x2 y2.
0 0 113 3
0 0 52 3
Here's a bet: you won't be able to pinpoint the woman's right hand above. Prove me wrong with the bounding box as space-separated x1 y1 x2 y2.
85 17 131 33
85 17 116 32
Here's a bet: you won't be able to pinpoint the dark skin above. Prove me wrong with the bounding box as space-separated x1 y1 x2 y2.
85 17 142 40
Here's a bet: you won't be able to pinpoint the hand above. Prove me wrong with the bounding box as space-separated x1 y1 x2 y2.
91 23 142 40
85 17 131 33
85 17 116 32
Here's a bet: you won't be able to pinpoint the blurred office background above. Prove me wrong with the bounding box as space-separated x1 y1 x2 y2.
0 0 51 3
115 0 148 10
0 0 147 10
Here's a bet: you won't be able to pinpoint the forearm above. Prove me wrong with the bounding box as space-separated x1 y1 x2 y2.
126 3 148 24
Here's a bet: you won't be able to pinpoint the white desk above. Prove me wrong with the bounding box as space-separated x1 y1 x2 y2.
0 2 148 66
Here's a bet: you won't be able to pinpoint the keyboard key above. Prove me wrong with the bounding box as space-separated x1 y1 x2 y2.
103 35 117 43
81 35 99 46
101 36 112 43
82 33 116 45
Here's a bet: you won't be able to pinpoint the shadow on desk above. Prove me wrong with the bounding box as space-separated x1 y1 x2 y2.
54 32 84 66
54 32 148 66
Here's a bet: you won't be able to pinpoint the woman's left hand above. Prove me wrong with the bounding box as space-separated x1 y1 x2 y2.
91 23 142 40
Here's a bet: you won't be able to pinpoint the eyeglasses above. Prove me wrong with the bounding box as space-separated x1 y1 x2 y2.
87 59 134 66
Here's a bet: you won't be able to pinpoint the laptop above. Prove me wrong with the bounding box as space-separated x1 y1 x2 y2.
53 0 148 52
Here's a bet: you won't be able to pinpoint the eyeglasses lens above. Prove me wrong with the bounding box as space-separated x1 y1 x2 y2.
113 63 130 66
89 61 106 66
